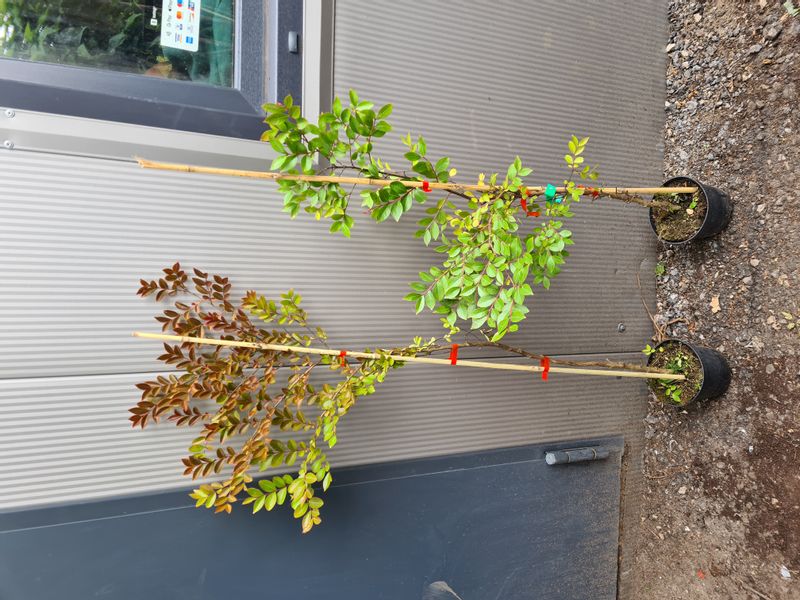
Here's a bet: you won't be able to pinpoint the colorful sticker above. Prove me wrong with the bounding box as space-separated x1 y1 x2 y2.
160 0 201 52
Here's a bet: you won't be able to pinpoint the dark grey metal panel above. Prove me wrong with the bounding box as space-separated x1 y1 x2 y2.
0 58 266 139
266 0 304 103
0 438 623 600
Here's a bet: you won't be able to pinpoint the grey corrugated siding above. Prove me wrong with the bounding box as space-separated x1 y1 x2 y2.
0 359 642 508
0 0 663 510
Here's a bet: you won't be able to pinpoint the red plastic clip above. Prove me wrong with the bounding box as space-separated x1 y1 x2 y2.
338 350 347 368
540 356 551 381
449 344 459 365
422 181 432 193
579 184 600 199
520 195 540 218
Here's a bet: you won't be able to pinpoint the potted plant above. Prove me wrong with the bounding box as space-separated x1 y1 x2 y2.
144 92 728 341
132 264 686 532
141 92 731 339
643 339 731 406
649 176 733 244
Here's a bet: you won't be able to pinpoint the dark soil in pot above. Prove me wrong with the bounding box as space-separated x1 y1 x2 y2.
651 178 707 242
646 340 703 406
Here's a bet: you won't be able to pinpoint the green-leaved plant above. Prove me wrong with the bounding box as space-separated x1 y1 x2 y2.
262 92 600 340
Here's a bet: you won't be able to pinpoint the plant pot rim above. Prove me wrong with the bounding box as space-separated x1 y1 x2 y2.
649 175 708 245
647 338 705 406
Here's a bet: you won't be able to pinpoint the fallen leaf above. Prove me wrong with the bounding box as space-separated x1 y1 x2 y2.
711 296 721 314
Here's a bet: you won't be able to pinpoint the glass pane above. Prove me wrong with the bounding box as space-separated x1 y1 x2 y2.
0 1 235 87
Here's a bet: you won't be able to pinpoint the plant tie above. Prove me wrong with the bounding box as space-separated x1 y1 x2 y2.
520 190 540 217
422 180 432 193
449 343 459 365
540 356 551 381
338 350 347 368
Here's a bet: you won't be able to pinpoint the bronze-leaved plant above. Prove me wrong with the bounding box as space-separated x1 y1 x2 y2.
132 265 673 531
132 263 438 532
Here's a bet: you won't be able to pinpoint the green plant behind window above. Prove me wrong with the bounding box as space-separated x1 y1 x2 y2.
0 0 234 85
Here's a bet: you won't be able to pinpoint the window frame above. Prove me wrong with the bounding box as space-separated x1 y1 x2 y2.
0 0 315 139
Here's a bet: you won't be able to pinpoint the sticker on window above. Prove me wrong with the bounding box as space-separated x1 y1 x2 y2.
160 0 201 52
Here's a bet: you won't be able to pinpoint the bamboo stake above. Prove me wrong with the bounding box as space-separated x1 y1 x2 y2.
133 332 685 381
136 158 699 195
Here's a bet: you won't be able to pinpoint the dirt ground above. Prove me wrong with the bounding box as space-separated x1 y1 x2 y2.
628 1 800 599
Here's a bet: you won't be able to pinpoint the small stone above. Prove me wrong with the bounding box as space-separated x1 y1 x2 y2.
780 565 791 580
764 24 782 40
686 100 698 111
750 258 760 267
716 461 725 469
756 203 766 213
665 43 677 53
742 276 753 285
748 44 763 55
784 83 797 100
766 364 776 374
678 486 687 495
693 13 702 22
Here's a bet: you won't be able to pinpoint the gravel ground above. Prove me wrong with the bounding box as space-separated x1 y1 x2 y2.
629 1 800 599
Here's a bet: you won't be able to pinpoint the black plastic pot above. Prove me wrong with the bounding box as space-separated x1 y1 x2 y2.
647 339 731 405
649 176 733 244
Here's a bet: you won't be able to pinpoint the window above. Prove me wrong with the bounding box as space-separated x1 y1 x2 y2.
0 0 317 139
0 1 235 87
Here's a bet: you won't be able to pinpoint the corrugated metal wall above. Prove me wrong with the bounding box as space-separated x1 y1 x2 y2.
0 0 664 511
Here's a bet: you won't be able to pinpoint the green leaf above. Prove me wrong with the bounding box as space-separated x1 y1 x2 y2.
276 487 288 505
377 104 393 119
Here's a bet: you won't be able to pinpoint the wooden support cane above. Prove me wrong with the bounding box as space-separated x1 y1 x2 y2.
133 332 686 381
136 158 699 196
